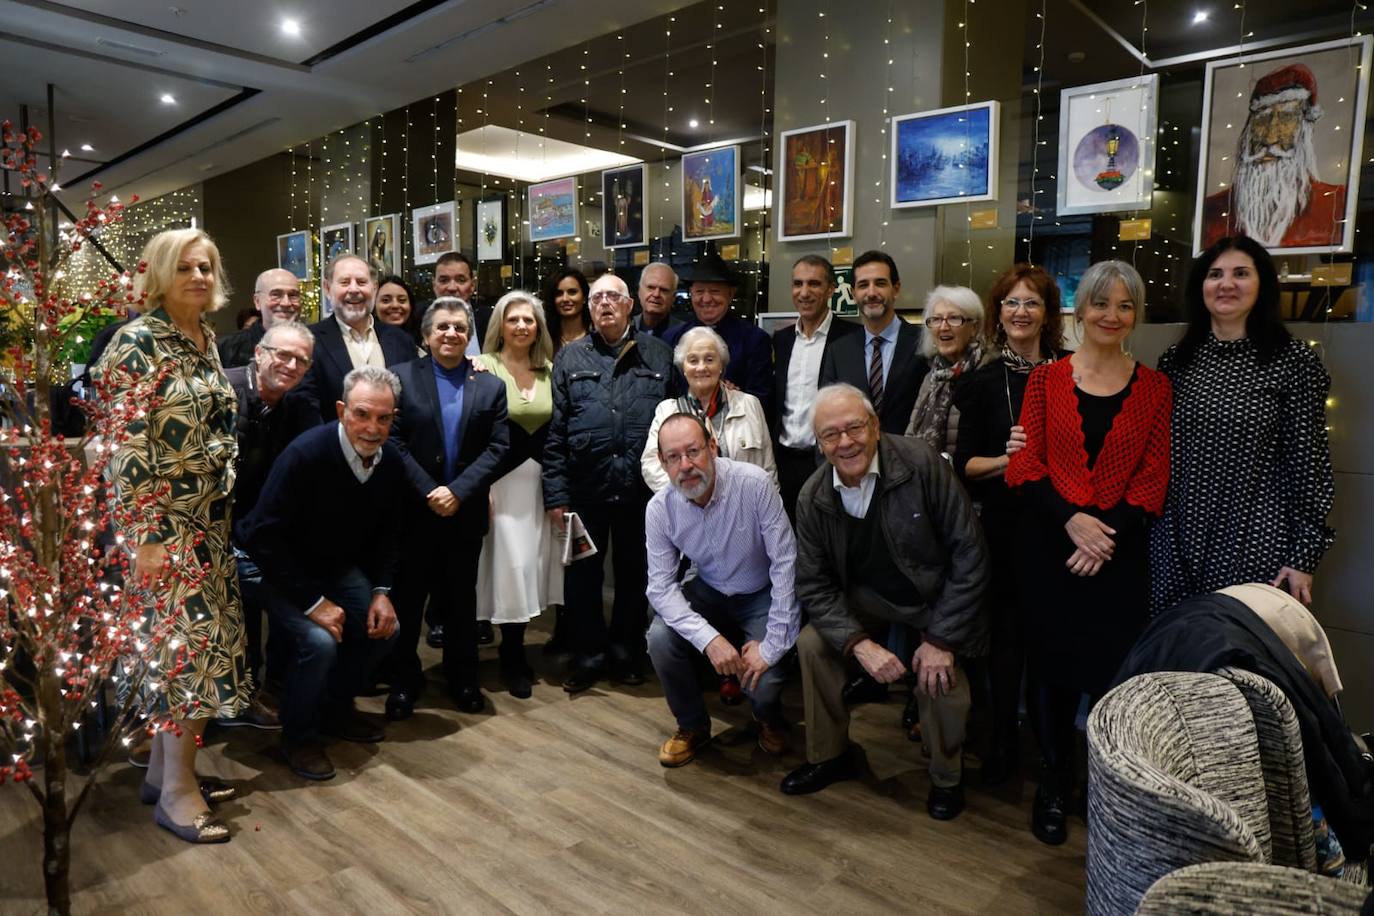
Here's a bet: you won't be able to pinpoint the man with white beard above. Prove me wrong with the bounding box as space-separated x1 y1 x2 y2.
300 254 418 423
644 413 799 767
1202 63 1348 250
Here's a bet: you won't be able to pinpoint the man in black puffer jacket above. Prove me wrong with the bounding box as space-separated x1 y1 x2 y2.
543 272 676 692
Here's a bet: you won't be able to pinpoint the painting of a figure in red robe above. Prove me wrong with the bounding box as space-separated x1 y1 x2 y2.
1194 37 1371 255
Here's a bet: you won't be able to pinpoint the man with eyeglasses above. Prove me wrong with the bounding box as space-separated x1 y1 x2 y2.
218 268 303 369
222 321 321 729
543 272 675 691
645 413 799 767
783 383 988 821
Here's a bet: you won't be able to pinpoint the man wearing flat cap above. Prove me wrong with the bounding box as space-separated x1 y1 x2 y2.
665 251 775 415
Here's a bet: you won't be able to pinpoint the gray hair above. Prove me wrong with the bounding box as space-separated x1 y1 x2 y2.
421 296 472 339
672 325 731 371
259 320 315 350
812 383 878 433
642 262 679 287
919 285 984 358
1074 260 1146 324
323 253 376 286
342 366 401 405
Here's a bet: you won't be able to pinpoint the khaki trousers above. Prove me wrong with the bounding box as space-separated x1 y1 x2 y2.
797 623 972 788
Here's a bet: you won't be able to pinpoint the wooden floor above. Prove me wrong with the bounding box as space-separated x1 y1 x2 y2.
0 624 1086 914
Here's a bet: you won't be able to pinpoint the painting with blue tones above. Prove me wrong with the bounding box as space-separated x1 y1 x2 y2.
276 230 311 281
890 101 999 209
681 145 739 241
529 177 578 243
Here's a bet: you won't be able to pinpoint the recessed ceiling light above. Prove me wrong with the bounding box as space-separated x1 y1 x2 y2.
688 118 699 128
160 93 176 104
281 18 301 36
80 143 94 152
1192 10 1208 24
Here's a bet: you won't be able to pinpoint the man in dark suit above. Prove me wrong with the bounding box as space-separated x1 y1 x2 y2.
664 252 774 414
387 299 510 718
819 250 926 435
238 367 406 781
301 254 417 423
772 254 860 520
217 268 303 369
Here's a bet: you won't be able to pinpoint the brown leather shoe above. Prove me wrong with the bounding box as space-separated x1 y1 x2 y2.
658 729 711 768
756 719 788 755
284 741 336 781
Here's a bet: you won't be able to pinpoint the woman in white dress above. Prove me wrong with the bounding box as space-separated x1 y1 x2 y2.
476 290 564 697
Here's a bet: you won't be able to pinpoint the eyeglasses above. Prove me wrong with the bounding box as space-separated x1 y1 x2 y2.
258 344 312 369
926 315 970 328
1001 297 1045 312
660 445 706 467
260 289 302 302
817 419 871 446
589 290 629 306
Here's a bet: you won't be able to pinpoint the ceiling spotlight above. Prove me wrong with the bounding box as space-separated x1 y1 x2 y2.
80 143 94 152
1192 10 1208 24
688 118 699 128
160 93 176 104
281 18 301 36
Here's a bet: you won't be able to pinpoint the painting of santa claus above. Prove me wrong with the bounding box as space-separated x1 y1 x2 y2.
1193 35 1372 255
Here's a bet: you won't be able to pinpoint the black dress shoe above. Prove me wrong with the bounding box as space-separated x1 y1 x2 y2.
1031 785 1069 845
453 685 485 713
321 708 385 744
611 663 645 686
780 748 861 795
385 690 417 721
504 669 533 699
476 620 495 645
563 666 602 694
842 673 888 706
425 624 445 649
927 783 965 821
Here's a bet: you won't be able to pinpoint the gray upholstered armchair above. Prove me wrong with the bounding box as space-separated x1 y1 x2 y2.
1136 862 1370 914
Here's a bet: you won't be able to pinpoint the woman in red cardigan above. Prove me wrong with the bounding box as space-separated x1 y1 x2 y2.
1006 260 1171 847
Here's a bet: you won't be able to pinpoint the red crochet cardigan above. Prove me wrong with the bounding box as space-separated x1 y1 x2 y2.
1006 358 1172 516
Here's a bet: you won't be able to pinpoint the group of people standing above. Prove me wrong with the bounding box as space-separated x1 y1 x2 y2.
96 225 1333 851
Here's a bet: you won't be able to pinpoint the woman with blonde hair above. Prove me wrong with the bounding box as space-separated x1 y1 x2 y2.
98 228 247 843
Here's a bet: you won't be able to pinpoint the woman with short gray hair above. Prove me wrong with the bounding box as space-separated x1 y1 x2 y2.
905 285 985 455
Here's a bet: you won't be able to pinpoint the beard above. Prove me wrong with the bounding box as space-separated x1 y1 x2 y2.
1232 118 1320 247
671 466 713 501
335 296 371 324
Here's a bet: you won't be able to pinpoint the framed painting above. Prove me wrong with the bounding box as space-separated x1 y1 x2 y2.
890 101 999 209
528 177 578 243
1057 75 1159 216
681 144 740 241
476 196 507 262
1193 35 1372 255
363 213 400 276
320 222 354 275
276 230 310 281
412 201 456 265
756 311 799 336
602 163 647 249
777 120 855 241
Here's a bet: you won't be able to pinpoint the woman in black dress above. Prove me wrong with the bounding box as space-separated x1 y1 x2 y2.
952 264 1067 785
1007 260 1172 847
1149 236 1334 612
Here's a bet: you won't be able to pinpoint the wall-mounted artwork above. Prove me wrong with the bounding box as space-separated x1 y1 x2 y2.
777 120 854 241
1193 35 1372 255
364 213 400 276
682 145 740 241
528 177 578 242
890 101 999 209
412 201 455 265
1057 75 1158 216
477 197 507 262
276 230 310 281
602 164 647 249
320 222 354 275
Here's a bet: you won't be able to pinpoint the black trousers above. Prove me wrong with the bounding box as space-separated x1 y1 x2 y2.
775 442 821 523
391 517 484 694
563 499 648 669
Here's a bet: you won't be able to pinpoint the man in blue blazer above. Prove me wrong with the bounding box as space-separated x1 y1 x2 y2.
819 250 927 435
300 254 419 423
386 298 510 719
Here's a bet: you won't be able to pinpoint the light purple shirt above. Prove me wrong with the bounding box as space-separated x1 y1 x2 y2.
645 457 800 665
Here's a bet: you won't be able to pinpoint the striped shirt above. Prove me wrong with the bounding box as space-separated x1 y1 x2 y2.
645 457 800 665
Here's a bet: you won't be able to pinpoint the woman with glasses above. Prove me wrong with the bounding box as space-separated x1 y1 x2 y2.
1007 260 1171 847
905 286 984 456
640 326 776 492
97 228 248 843
1150 236 1333 612
951 264 1070 787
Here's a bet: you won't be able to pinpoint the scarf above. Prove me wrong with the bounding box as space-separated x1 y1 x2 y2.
999 344 1056 375
905 341 982 450
677 385 730 455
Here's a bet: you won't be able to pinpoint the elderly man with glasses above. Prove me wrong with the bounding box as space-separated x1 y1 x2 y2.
783 383 989 821
543 272 676 691
218 267 304 369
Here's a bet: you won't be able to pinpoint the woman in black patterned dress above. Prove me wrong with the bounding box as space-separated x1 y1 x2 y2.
1149 236 1334 613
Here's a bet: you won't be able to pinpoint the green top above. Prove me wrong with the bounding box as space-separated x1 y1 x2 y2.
476 352 552 435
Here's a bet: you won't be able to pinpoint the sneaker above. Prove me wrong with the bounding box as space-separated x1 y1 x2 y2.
756 719 788 755
658 729 711 768
218 696 281 730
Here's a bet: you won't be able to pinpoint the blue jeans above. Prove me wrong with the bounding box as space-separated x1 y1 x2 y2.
260 566 398 745
647 577 787 733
